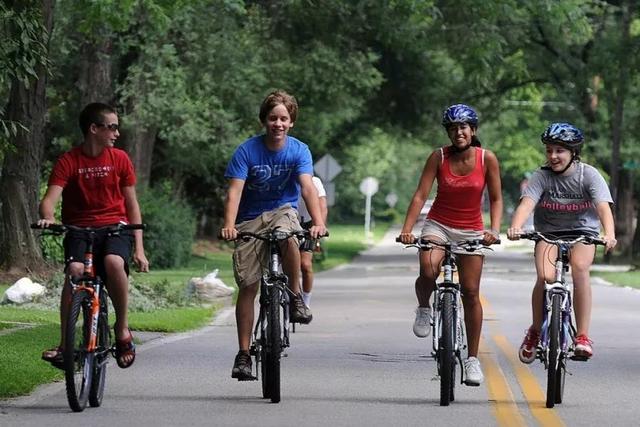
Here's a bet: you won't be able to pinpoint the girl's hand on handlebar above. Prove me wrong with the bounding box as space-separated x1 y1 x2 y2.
397 232 415 244
506 227 522 241
220 227 238 241
482 229 500 245
602 235 617 253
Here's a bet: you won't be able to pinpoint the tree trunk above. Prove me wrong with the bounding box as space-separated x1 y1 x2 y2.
119 125 156 189
77 39 114 107
0 0 55 273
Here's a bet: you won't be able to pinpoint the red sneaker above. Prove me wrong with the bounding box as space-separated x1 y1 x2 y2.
518 327 539 364
574 334 593 358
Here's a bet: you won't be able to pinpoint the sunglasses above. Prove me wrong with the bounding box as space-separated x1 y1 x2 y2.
96 123 120 131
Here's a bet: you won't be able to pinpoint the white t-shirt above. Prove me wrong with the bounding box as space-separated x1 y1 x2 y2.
298 176 326 223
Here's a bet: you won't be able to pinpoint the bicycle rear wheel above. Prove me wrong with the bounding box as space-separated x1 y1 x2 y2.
265 286 282 403
546 293 562 408
89 290 109 407
439 292 455 407
64 290 94 412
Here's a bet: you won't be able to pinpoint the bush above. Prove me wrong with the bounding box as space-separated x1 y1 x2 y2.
138 184 196 269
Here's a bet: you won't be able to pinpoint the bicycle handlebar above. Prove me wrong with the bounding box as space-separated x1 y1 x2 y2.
395 237 500 251
31 223 146 234
237 229 329 242
518 231 606 247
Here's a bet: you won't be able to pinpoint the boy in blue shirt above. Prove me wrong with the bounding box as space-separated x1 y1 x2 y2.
220 90 327 380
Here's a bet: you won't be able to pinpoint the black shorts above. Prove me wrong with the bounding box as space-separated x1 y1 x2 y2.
63 228 134 280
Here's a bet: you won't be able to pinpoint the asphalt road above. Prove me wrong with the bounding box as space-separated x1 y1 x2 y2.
2 227 640 426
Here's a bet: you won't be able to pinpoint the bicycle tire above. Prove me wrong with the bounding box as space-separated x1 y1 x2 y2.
439 292 455 407
64 290 94 412
89 290 109 407
266 286 282 403
260 324 270 398
546 293 562 408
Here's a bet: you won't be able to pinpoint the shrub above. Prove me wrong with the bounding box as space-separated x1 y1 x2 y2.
138 184 196 269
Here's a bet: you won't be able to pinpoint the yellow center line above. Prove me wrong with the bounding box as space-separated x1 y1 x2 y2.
493 335 566 427
479 340 527 427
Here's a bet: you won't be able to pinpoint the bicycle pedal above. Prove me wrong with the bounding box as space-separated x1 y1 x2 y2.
464 380 481 387
570 355 589 362
236 375 258 382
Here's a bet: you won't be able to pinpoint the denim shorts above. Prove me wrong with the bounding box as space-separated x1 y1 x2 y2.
420 218 485 256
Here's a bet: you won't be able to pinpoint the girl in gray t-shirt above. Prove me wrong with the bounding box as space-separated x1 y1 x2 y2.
506 122 617 364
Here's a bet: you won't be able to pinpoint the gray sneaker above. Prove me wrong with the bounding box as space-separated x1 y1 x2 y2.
464 356 484 386
413 307 432 338
290 293 313 324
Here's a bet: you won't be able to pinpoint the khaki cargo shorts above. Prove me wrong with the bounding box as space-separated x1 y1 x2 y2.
233 205 301 288
420 218 485 256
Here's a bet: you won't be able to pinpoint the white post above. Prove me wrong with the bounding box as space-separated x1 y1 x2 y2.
364 193 372 242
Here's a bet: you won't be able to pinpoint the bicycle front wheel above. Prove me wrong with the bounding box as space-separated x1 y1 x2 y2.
439 292 455 407
64 290 95 412
89 290 109 407
546 293 562 408
265 286 283 403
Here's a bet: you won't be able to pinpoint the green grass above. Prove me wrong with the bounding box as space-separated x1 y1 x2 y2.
0 324 63 398
592 270 640 289
130 306 218 332
316 223 389 271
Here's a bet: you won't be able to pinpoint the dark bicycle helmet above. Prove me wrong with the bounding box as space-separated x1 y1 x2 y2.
441 104 479 128
541 123 583 150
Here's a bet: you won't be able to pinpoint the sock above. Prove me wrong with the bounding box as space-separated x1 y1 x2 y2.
302 291 311 307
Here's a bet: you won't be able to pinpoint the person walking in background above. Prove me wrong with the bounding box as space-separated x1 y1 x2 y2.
298 176 328 311
397 104 503 386
220 90 327 381
507 122 616 362
38 102 148 370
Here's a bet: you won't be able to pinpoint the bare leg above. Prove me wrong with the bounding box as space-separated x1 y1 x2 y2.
236 282 259 351
416 244 444 307
300 250 314 294
281 238 302 294
458 255 484 357
570 244 596 336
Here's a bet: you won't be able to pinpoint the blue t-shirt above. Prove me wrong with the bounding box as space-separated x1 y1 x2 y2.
225 135 313 222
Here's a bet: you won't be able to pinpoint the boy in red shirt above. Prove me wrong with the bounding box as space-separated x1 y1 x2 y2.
38 103 148 369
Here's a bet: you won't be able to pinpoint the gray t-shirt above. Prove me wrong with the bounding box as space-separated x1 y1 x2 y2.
522 162 613 234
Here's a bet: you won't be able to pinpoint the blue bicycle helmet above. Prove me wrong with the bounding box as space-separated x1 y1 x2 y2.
541 123 583 150
441 104 479 128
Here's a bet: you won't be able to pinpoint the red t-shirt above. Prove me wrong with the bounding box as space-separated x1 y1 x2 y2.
49 146 136 226
427 146 486 230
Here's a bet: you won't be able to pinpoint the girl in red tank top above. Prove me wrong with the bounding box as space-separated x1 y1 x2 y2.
398 104 503 386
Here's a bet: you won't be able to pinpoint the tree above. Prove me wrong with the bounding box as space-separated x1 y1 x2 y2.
0 0 55 272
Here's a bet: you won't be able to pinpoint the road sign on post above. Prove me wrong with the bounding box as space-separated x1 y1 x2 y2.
314 154 342 207
359 177 379 242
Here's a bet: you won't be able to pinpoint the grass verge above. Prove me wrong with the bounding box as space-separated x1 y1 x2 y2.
592 270 640 289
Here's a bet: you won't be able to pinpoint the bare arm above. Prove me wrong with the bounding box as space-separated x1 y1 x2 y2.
299 174 327 238
595 201 617 252
37 185 63 227
319 196 328 224
398 151 439 242
507 196 537 240
220 178 245 240
123 185 149 272
483 150 503 244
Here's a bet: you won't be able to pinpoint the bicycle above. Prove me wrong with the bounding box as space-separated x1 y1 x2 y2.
398 237 498 406
31 222 145 412
518 231 605 408
237 228 325 403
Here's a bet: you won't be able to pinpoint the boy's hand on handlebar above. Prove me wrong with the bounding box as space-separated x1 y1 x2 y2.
36 218 55 228
309 224 327 239
506 227 522 240
397 232 415 244
220 227 238 241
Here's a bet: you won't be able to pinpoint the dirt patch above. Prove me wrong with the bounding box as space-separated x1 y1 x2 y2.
192 238 229 256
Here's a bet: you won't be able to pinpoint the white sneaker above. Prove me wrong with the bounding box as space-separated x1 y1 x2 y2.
413 307 432 338
464 357 484 386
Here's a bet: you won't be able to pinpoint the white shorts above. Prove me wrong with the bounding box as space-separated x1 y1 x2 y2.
420 218 485 256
